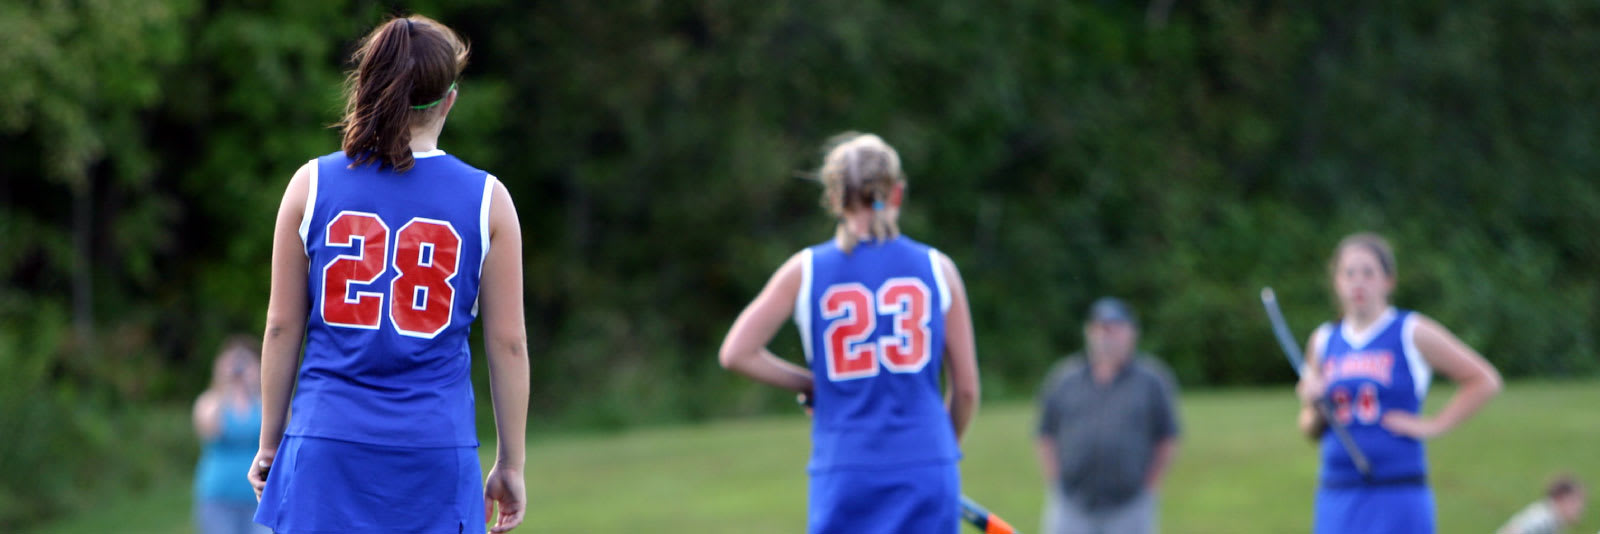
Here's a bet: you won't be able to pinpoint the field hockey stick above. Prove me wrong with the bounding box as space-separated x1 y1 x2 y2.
960 495 1018 534
1260 287 1372 477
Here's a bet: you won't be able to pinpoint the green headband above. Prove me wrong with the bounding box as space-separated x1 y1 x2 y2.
411 82 457 110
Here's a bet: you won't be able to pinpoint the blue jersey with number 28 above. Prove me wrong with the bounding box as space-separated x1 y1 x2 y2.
289 150 495 448
795 235 959 472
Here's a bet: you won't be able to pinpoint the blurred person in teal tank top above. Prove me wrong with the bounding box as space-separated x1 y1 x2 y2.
192 335 269 534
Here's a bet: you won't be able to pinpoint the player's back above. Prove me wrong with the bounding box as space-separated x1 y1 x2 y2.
290 150 494 448
1318 308 1431 485
796 235 959 472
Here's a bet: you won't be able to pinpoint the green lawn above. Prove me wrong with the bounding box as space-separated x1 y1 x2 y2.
27 380 1600 533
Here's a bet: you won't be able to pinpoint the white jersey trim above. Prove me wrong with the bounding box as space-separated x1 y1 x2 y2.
794 248 815 364
1339 306 1397 350
1310 323 1333 374
413 149 446 159
1401 313 1432 399
297 159 319 250
929 249 952 315
471 174 496 317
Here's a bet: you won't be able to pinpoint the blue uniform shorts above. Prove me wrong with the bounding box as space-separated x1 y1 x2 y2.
1314 483 1434 534
808 461 960 534
254 435 485 534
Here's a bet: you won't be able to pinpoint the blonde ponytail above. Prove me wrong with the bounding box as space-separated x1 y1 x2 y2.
818 133 905 253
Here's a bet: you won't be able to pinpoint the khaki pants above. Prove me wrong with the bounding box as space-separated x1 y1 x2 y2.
1041 486 1157 534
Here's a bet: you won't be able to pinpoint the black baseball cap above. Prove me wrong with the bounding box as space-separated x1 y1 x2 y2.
1086 297 1137 325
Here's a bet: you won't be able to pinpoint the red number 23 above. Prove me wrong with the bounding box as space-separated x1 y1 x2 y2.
820 278 933 381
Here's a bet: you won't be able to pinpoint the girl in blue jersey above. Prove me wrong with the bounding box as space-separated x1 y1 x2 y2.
1296 232 1502 534
719 133 981 534
248 15 530 534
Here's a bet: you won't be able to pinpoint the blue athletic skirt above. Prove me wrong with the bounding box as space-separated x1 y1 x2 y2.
1313 483 1434 534
808 461 960 534
253 435 485 534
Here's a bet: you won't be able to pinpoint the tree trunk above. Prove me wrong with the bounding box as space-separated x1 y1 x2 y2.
72 182 94 346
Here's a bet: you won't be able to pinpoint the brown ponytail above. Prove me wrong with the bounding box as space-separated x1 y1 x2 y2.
339 15 468 172
818 133 906 253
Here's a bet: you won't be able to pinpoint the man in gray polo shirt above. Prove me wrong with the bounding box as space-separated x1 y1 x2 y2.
1035 297 1180 534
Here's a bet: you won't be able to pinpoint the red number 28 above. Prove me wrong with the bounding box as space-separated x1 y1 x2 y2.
321 211 461 338
820 278 933 381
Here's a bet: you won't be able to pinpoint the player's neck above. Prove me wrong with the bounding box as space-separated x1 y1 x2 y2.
841 211 874 239
840 209 900 240
1345 305 1391 331
409 124 443 153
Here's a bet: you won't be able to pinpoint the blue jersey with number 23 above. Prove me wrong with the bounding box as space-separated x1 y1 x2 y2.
795 236 959 472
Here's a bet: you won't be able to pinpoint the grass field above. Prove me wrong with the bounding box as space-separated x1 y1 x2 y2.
27 380 1600 533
